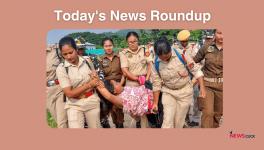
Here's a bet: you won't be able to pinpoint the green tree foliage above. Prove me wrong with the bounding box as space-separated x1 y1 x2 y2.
47 110 57 128
67 29 203 49
190 30 202 41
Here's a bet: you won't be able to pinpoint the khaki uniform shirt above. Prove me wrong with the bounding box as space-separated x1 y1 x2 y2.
119 46 153 86
174 43 204 72
193 43 223 78
56 56 100 111
175 43 199 58
100 53 122 81
46 47 60 81
151 49 204 92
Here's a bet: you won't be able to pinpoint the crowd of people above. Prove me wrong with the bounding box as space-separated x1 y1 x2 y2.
46 29 223 128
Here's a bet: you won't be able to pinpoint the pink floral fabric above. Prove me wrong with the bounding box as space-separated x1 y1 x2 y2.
119 85 153 116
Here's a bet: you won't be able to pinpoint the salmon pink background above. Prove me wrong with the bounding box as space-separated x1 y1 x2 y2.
0 0 263 149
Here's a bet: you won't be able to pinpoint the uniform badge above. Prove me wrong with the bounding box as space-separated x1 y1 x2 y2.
128 53 133 58
207 46 215 52
188 63 194 69
102 59 109 67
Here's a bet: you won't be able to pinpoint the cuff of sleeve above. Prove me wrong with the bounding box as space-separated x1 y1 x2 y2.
153 86 161 92
194 70 204 79
60 83 71 89
121 64 128 68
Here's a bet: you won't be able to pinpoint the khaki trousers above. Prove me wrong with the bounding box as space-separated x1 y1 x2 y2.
123 114 149 128
161 82 193 128
198 81 223 128
67 107 100 128
46 85 68 128
140 115 149 128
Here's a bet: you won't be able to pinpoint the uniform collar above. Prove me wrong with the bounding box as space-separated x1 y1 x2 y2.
178 43 191 50
63 56 85 68
102 52 119 59
127 46 142 54
211 43 223 51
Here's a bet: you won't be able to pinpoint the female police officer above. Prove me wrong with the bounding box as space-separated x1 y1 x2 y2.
100 37 125 128
193 29 223 128
151 37 206 128
119 31 153 128
56 36 101 128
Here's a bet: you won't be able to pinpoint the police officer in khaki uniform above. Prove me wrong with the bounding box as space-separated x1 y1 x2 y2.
74 37 110 128
193 29 223 128
175 30 199 58
46 45 68 128
56 36 101 128
119 31 153 128
145 41 155 62
151 37 206 128
100 37 125 128
175 30 202 127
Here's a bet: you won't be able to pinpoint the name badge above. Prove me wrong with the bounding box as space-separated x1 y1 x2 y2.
102 59 110 67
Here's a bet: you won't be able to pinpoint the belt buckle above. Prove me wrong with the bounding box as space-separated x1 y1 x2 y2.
215 78 218 82
216 78 222 83
47 80 55 87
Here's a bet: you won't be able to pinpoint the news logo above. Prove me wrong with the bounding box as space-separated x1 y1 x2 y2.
229 130 256 139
